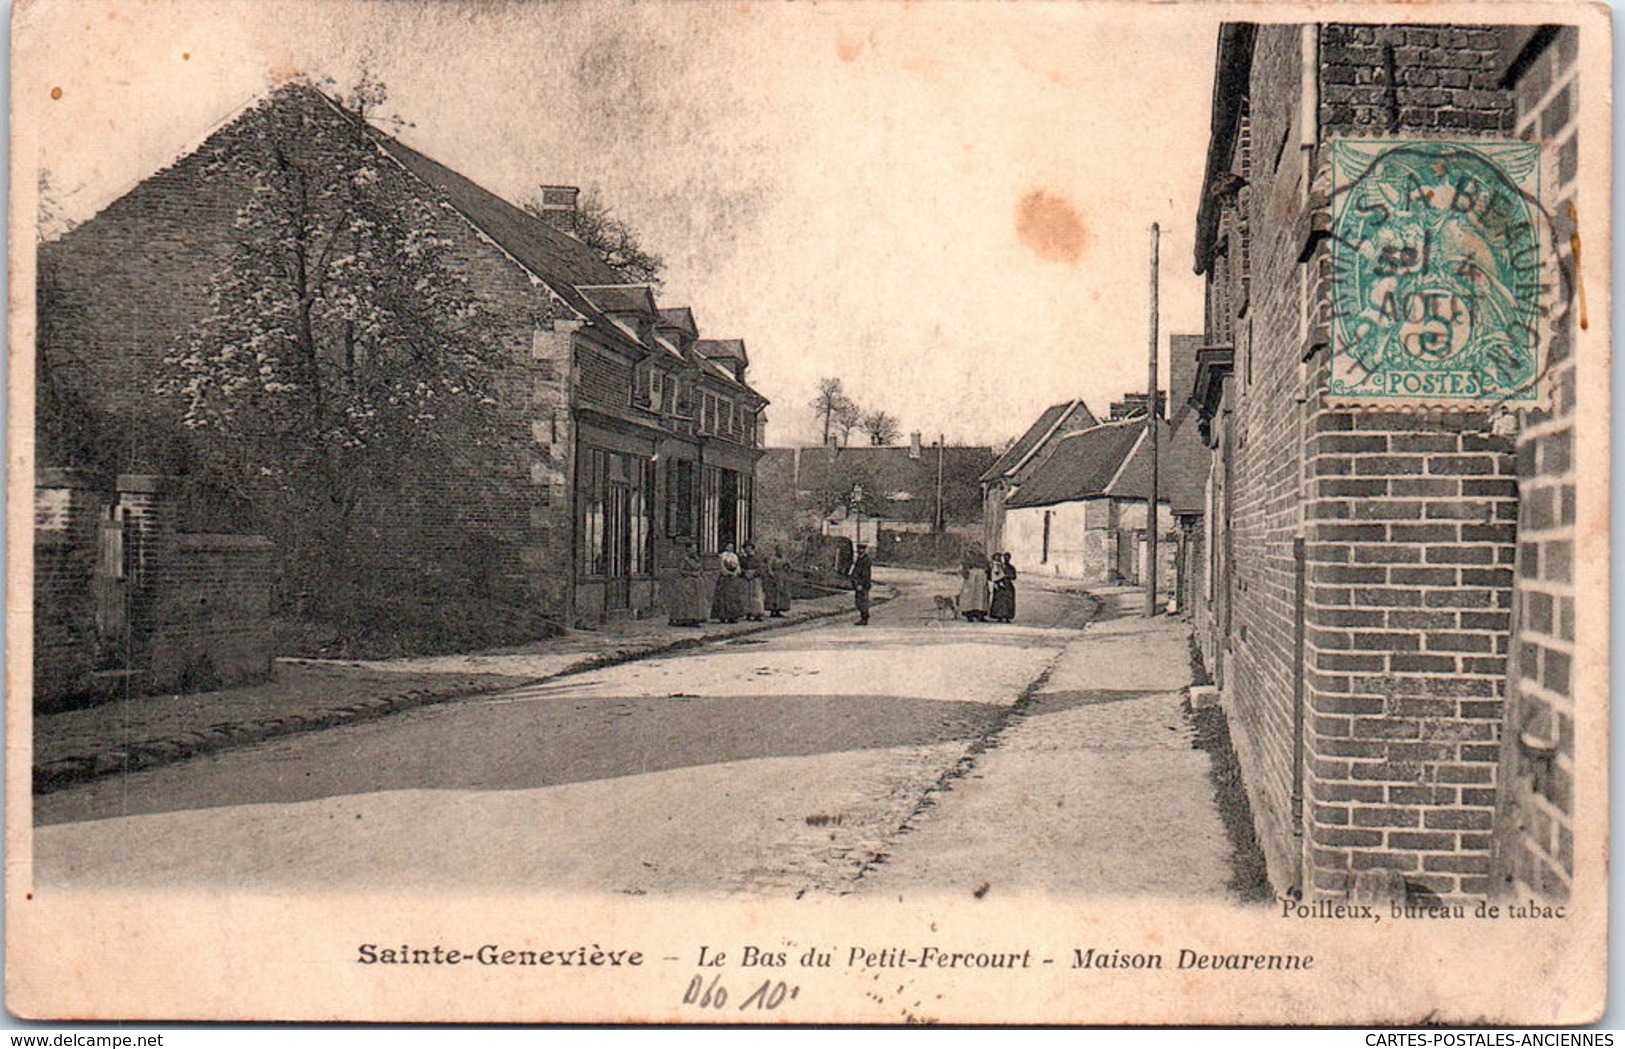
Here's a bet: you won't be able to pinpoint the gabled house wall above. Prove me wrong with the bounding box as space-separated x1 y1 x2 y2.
40 87 574 617
980 400 1098 554
36 84 768 651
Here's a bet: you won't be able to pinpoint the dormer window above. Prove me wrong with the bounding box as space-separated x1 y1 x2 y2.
648 370 665 413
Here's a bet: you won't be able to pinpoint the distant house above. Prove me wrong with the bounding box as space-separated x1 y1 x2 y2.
36 82 767 646
1001 411 1205 595
755 438 994 562
979 399 1099 554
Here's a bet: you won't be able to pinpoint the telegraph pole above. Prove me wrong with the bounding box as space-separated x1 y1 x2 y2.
935 434 946 534
1145 223 1161 619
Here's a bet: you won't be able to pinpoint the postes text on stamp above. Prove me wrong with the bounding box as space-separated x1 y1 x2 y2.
1327 139 1546 410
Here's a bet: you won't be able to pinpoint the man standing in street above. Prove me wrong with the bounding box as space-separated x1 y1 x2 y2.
850 542 873 626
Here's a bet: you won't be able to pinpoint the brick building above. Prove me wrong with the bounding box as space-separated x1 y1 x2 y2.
1189 24 1581 900
36 83 767 654
1489 27 1581 903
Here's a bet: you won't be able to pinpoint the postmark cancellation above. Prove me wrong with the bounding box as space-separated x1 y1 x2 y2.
1327 138 1551 411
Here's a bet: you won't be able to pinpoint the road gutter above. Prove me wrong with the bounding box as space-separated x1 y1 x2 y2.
33 588 898 795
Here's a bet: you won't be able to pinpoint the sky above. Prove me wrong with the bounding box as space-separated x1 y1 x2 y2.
17 0 1218 448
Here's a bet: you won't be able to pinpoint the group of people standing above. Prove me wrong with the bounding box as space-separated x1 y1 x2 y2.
667 541 794 627
957 547 1018 623
665 539 1014 630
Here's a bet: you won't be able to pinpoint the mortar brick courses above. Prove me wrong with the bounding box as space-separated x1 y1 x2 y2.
1195 22 1536 900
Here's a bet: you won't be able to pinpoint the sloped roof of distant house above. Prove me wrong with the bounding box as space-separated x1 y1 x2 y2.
980 399 1099 483
1102 411 1208 515
1004 419 1144 509
1007 411 1205 513
762 444 997 524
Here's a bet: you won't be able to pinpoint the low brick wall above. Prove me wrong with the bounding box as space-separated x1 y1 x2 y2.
34 476 103 702
149 533 276 692
34 474 277 707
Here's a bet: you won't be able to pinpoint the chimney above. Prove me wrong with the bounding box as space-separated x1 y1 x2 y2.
536 185 580 232
909 432 922 459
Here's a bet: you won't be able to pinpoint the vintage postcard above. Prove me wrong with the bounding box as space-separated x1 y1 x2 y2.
7 0 1610 1026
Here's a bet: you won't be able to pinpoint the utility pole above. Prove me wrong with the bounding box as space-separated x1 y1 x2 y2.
1145 223 1161 619
935 434 946 534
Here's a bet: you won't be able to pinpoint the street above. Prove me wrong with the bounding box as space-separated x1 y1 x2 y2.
34 569 1235 900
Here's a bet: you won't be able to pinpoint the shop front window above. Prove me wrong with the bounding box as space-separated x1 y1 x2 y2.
579 447 656 577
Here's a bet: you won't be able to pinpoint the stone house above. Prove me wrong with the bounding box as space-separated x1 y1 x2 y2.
1189 23 1581 901
36 82 767 651
979 398 1099 555
1001 411 1205 596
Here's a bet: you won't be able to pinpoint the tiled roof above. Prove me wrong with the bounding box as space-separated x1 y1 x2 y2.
694 338 747 364
651 334 687 362
980 399 1098 482
362 118 631 331
578 284 660 316
699 357 745 388
1004 420 1143 509
1104 412 1208 515
144 85 768 403
658 308 699 338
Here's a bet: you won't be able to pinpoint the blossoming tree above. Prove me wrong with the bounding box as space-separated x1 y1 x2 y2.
160 86 507 619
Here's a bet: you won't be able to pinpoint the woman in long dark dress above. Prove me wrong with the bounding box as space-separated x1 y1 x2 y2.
711 544 747 623
989 552 1018 623
763 545 793 617
668 542 710 626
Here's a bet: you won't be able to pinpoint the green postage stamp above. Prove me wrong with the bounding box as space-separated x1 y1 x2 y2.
1328 138 1548 409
